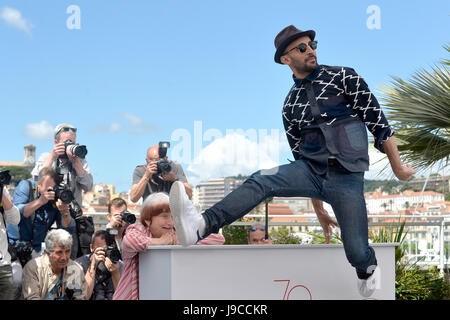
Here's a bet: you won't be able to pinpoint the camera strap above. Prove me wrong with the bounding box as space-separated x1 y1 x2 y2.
1 187 15 257
27 180 37 225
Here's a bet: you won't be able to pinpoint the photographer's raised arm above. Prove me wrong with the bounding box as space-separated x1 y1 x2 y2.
23 198 47 218
56 200 72 228
130 178 148 203
2 187 20 225
20 186 54 218
73 159 94 192
70 157 87 177
42 143 66 169
130 163 156 203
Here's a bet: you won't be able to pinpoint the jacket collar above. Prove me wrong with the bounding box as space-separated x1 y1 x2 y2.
292 65 320 86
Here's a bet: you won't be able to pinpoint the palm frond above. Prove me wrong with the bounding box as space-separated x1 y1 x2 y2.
380 60 450 170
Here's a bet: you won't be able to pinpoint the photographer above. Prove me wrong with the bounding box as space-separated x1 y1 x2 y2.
22 229 87 300
75 229 123 300
106 198 134 250
130 142 192 203
31 123 94 258
31 123 93 206
7 167 76 263
247 223 272 245
0 171 20 300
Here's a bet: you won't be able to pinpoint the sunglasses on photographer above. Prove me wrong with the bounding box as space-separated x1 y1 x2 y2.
56 127 77 136
250 225 266 232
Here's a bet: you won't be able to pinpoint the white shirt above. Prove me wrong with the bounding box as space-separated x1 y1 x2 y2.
0 187 20 266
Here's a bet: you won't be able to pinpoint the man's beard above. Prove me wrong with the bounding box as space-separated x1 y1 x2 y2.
292 55 318 76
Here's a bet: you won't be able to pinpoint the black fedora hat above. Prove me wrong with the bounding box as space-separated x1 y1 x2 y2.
274 25 315 64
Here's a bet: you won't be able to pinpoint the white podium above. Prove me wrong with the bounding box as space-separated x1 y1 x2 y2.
139 244 397 300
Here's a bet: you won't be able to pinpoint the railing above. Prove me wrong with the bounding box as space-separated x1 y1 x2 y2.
85 212 449 270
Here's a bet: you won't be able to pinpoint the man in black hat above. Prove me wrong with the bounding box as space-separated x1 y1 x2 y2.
169 25 415 298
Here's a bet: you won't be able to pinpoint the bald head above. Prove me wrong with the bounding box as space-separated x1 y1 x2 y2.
146 145 163 164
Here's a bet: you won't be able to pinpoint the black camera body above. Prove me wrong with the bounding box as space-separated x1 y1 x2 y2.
0 170 11 187
9 241 33 267
55 282 82 300
96 228 122 284
53 183 75 204
156 141 172 175
120 210 136 224
104 246 121 264
61 139 88 159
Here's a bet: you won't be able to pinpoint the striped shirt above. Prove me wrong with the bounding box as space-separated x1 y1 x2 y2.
112 223 225 300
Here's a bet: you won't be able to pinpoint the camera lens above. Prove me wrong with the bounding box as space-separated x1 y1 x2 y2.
120 211 136 224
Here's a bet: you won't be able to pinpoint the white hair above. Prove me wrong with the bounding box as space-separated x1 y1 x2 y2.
141 192 169 212
45 229 73 253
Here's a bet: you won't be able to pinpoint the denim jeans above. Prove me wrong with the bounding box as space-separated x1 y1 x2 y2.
202 159 377 278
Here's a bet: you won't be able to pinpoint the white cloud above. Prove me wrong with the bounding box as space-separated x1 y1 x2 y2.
119 112 157 135
0 7 33 35
185 131 290 186
120 113 143 126
90 122 122 134
25 121 53 140
108 122 122 133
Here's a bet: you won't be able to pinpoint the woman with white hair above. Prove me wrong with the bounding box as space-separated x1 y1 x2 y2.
113 192 225 300
22 229 87 300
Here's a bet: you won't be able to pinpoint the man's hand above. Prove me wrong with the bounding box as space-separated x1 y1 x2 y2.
393 164 416 181
91 247 106 269
105 257 120 274
109 211 124 229
39 188 55 205
312 199 339 244
51 142 66 160
382 137 417 181
66 148 79 164
317 211 339 244
144 161 158 180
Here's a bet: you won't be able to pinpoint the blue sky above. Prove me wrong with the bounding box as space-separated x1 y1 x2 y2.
0 0 449 192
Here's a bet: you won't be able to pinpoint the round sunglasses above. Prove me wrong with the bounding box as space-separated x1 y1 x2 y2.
284 40 318 55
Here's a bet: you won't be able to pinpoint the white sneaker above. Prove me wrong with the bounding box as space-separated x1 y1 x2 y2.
357 266 380 298
169 181 205 246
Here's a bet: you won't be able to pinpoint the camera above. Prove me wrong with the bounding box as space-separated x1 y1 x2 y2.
104 246 121 263
156 141 172 175
52 183 75 204
9 241 33 267
61 139 88 159
96 228 122 284
120 210 136 224
55 282 82 300
0 170 11 187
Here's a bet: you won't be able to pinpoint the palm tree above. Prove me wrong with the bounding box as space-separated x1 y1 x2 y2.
380 45 450 171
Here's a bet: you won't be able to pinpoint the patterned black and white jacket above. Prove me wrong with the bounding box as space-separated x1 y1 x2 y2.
282 64 394 175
